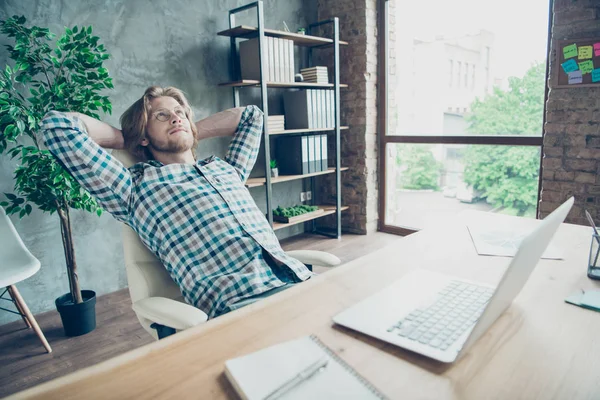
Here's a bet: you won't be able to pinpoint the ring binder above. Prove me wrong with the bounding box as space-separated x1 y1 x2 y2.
308 335 388 399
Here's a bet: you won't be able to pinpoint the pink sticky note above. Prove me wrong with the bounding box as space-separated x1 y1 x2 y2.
594 43 600 57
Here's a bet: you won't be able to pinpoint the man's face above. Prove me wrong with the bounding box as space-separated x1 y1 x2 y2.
142 96 194 155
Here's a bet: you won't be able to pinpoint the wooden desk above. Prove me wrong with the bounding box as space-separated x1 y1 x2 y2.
13 214 600 399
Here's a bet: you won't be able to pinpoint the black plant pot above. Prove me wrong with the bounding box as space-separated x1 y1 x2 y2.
55 290 97 337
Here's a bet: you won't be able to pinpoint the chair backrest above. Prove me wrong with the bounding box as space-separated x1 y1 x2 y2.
0 207 41 287
111 150 182 304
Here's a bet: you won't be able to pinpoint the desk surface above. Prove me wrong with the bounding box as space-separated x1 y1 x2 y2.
14 213 600 399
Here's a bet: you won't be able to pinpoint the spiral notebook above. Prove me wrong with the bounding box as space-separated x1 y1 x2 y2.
224 335 387 399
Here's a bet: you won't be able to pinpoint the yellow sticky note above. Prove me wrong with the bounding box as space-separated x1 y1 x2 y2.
579 45 593 59
563 43 577 59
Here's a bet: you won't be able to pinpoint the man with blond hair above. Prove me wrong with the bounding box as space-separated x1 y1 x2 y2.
41 86 313 318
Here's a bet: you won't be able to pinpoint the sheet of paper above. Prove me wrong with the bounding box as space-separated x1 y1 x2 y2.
592 68 600 83
467 224 563 259
594 42 600 57
563 43 577 59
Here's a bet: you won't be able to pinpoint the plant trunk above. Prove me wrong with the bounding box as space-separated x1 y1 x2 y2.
57 204 83 304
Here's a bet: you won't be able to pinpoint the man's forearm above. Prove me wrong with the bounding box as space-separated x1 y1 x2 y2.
65 112 124 149
195 107 245 140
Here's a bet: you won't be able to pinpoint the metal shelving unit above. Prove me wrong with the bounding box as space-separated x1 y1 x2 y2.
221 1 346 238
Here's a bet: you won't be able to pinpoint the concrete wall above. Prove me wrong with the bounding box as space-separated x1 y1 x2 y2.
542 0 600 223
0 0 316 325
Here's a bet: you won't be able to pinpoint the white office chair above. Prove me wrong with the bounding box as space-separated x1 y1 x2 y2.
0 207 52 353
112 150 341 340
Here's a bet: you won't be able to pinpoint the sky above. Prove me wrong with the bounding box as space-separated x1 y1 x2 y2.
396 0 550 79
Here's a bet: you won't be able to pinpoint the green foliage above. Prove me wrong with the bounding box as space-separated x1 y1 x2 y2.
270 159 277 169
463 63 545 216
396 144 441 190
273 205 318 218
0 15 113 218
466 63 545 135
463 146 540 216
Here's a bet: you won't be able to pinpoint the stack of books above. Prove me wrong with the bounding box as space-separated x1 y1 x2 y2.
300 66 328 83
267 115 285 132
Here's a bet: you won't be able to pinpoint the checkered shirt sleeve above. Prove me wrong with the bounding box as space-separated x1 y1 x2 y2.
225 105 263 182
40 111 133 223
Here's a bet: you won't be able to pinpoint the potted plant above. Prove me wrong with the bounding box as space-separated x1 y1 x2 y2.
270 159 279 178
0 16 114 336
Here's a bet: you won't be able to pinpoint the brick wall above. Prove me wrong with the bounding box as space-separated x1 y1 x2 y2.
315 0 379 234
543 0 600 224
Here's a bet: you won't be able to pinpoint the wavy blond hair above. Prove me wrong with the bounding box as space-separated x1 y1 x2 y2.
120 86 198 161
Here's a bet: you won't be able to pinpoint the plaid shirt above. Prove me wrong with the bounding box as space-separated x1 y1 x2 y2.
41 106 313 318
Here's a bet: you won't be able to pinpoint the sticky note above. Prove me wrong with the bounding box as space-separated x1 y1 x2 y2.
592 68 600 82
581 290 600 310
578 45 593 59
594 43 600 57
563 43 578 59
561 58 579 74
579 60 594 74
568 70 583 84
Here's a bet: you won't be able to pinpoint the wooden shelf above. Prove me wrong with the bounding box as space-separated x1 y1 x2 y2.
272 205 349 230
246 167 349 188
269 126 349 136
217 26 349 47
218 80 348 89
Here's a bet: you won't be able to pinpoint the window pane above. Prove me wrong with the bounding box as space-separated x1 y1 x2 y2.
387 0 549 136
384 143 541 230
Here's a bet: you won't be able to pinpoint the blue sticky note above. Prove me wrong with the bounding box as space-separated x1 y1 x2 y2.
592 68 600 83
568 70 583 84
561 59 579 74
581 290 600 310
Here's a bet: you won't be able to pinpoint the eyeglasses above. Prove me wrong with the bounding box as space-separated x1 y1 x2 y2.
152 107 187 122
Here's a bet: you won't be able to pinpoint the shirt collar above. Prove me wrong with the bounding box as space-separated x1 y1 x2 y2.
146 155 215 168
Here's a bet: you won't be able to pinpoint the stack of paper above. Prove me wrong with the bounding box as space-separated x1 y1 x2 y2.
301 66 328 83
268 115 285 132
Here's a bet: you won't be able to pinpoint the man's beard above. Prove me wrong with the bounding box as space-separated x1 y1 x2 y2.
147 135 193 154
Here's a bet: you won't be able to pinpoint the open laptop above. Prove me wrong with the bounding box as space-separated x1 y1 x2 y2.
333 197 574 363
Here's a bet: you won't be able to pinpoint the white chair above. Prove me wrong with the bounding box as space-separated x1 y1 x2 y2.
112 150 341 340
0 207 52 353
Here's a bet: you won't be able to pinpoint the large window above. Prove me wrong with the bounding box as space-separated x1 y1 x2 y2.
379 0 551 234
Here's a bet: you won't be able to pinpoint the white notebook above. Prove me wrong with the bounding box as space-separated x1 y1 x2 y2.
224 335 386 400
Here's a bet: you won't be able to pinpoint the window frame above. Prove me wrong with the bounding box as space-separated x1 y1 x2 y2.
377 0 554 236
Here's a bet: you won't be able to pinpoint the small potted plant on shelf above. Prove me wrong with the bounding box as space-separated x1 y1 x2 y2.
270 159 279 178
0 16 113 336
272 205 322 223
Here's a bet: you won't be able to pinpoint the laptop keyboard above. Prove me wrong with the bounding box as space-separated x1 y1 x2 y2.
387 281 494 351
